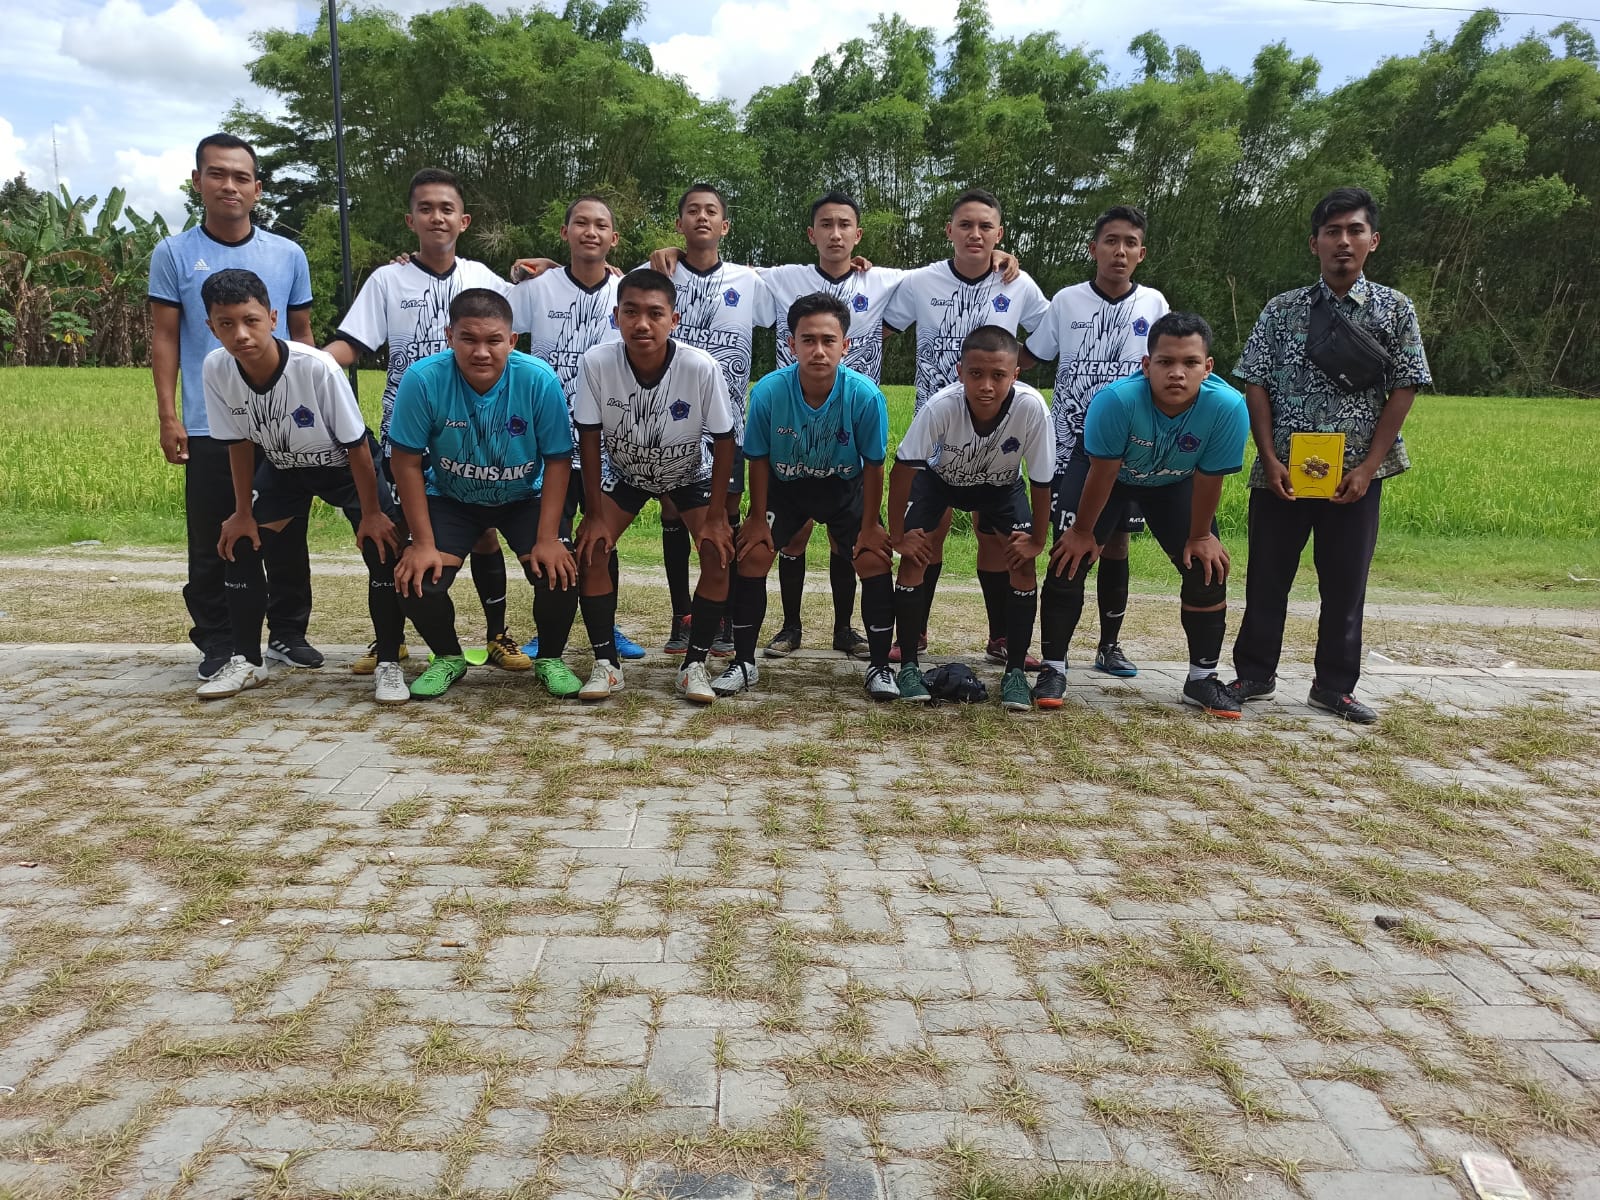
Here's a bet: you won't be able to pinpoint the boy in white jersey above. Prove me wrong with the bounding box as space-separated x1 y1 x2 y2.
196 269 406 704
508 194 645 664
888 326 1054 712
570 269 737 705
882 189 1050 669
326 169 524 675
1023 205 1170 680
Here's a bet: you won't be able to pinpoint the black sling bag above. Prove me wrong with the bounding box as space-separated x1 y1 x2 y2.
1305 286 1394 394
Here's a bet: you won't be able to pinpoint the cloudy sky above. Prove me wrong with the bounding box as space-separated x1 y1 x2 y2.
0 0 1565 228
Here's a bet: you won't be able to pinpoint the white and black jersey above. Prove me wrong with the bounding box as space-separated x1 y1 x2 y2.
573 341 733 492
881 260 1050 411
334 257 510 448
510 267 621 462
1026 281 1170 465
763 263 905 383
896 380 1056 488
658 259 774 437
203 341 367 470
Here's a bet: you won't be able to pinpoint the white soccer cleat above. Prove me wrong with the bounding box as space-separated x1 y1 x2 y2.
580 659 625 702
675 661 716 705
373 661 409 705
864 664 900 702
196 655 269 700
711 660 759 696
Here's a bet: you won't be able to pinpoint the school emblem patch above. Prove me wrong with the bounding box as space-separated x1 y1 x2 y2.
852 293 868 312
669 400 691 421
507 416 528 436
836 429 850 445
723 288 740 307
1001 436 1020 454
608 314 618 328
992 294 1011 313
292 406 315 428
1177 433 1201 453
1133 316 1150 336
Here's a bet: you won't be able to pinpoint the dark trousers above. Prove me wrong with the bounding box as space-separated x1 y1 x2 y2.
183 436 311 654
1233 480 1383 694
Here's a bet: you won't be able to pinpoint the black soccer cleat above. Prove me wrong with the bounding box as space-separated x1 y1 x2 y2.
1228 676 1277 703
266 636 325 669
1308 685 1377 724
1182 673 1242 719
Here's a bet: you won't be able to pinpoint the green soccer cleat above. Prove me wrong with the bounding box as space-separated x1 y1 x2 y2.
410 655 469 699
896 664 931 702
535 658 583 698
1001 667 1033 712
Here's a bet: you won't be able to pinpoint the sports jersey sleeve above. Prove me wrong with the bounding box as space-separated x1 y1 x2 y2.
530 365 575 460
703 361 735 439
508 280 537 338
201 351 245 442
751 273 776 329
147 238 181 306
1196 380 1250 476
881 274 918 333
334 272 389 354
315 355 369 447
387 367 433 455
1017 276 1050 335
1024 300 1061 363
856 382 889 466
742 383 772 459
288 244 313 310
1022 397 1057 484
895 406 936 467
573 352 602 430
1083 386 1132 461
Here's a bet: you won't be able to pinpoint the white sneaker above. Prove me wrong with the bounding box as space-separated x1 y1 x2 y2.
864 664 900 702
580 659 624 702
675 661 716 704
374 661 408 705
711 660 759 696
196 655 268 700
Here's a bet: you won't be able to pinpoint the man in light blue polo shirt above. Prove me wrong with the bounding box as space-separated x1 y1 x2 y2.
148 133 317 680
1041 312 1249 717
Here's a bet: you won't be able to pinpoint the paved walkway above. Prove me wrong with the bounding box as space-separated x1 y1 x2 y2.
2 644 1599 1200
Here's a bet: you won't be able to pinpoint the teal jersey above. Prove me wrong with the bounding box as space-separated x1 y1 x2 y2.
389 349 573 505
743 364 889 483
1083 372 1249 486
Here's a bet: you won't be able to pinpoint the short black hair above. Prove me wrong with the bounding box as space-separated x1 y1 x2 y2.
195 133 258 177
1146 312 1214 355
201 268 270 314
409 168 464 207
961 324 1019 359
1311 187 1379 236
678 183 727 217
448 288 513 326
1092 205 1148 241
809 190 861 224
787 292 851 338
616 267 678 307
564 194 615 225
950 188 1002 222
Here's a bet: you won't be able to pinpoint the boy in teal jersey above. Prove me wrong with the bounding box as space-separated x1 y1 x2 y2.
712 293 895 700
389 289 582 700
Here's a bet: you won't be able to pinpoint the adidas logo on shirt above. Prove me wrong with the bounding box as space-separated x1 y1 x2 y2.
194 258 210 270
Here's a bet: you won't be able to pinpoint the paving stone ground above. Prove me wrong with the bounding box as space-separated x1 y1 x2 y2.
2 642 1599 1200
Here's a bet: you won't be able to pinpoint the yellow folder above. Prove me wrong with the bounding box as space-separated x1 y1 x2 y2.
1289 432 1345 499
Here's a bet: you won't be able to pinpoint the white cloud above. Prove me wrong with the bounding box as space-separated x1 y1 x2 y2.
61 0 255 89
114 144 198 223
0 116 24 182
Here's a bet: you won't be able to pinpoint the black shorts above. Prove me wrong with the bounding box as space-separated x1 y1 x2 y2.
1051 460 1217 558
905 472 1033 537
729 444 746 497
602 473 714 517
425 493 570 559
563 467 587 522
252 437 396 527
1050 453 1149 540
767 474 865 554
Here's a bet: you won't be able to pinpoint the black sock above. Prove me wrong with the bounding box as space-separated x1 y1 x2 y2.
861 573 894 668
609 550 621 593
1181 607 1226 676
922 562 943 618
260 514 312 641
471 548 508 640
224 539 269 666
731 574 766 664
360 541 404 663
684 591 728 667
894 582 926 666
1005 585 1038 671
1040 565 1087 666
829 550 856 635
978 569 1009 641
523 559 579 660
1098 556 1129 647
662 520 692 617
777 552 804 629
402 573 463 659
581 592 618 664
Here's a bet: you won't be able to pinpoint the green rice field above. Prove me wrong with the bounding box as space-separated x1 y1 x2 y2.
1 367 1596 604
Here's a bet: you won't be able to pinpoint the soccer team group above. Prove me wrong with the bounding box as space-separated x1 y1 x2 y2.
153 134 1432 723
